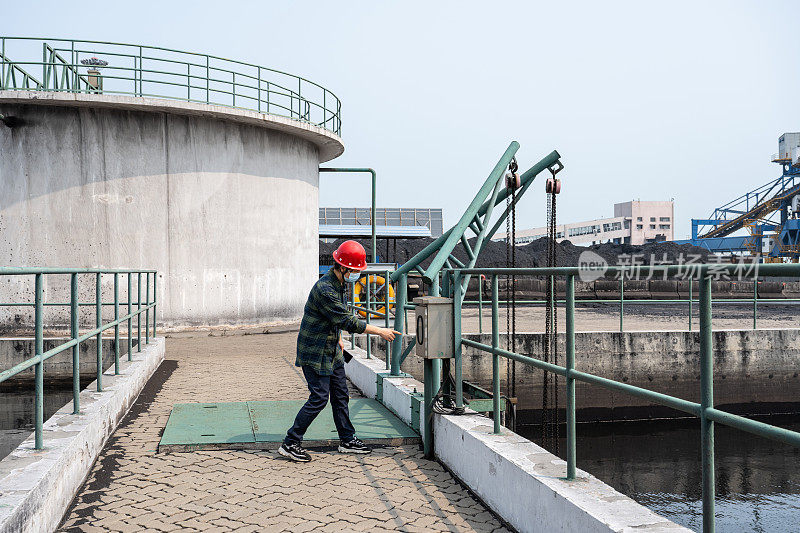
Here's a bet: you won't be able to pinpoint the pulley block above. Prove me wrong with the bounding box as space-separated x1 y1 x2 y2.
505 172 521 190
545 177 561 194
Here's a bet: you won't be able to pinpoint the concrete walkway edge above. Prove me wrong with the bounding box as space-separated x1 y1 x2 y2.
344 343 690 533
0 338 165 533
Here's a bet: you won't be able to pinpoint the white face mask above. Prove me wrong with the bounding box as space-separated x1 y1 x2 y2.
345 271 361 283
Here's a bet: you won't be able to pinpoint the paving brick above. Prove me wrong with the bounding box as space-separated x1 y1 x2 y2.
57 334 507 533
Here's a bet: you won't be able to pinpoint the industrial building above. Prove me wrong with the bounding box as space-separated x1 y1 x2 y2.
319 207 443 238
497 200 674 245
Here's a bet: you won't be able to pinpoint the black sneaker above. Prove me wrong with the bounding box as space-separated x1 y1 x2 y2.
278 442 311 462
338 438 371 454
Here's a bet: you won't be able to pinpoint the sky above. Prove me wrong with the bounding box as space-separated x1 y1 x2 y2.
5 1 800 239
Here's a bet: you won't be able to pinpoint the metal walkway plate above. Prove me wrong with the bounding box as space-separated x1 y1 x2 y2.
159 398 419 452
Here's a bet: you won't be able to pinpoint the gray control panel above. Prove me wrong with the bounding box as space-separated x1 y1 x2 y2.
413 296 454 359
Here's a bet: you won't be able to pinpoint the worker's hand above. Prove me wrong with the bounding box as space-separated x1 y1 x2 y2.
377 328 401 341
339 338 345 350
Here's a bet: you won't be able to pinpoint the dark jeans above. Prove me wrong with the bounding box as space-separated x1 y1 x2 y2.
284 364 356 445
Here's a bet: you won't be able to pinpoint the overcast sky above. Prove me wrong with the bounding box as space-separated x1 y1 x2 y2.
6 1 799 239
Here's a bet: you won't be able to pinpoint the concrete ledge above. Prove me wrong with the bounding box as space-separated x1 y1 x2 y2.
0 90 344 162
0 338 165 533
344 344 689 533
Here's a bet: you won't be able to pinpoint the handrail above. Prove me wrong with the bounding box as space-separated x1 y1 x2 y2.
0 37 341 136
444 263 800 533
0 268 157 451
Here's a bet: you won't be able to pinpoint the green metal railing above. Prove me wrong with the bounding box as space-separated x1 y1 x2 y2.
445 263 800 533
468 278 800 333
0 268 157 450
0 37 341 135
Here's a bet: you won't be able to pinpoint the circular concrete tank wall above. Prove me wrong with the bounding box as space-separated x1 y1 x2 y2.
0 92 344 329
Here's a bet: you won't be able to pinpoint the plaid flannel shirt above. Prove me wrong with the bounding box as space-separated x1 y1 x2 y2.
296 268 366 375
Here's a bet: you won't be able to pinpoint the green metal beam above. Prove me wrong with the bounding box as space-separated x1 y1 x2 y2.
318 167 377 263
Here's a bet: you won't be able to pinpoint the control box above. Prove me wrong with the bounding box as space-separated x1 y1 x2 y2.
414 296 454 359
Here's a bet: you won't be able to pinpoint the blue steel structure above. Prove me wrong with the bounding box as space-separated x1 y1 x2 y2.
684 146 800 257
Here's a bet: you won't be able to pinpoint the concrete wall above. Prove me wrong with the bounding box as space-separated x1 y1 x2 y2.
356 328 800 421
0 92 345 329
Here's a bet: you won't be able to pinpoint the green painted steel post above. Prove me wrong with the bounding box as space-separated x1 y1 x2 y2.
390 273 407 376
700 273 715 533
619 278 624 332
423 357 434 458
491 275 501 434
34 273 44 450
71 273 79 414
385 270 391 371
350 282 355 348
114 273 119 375
430 276 442 406
566 274 576 481
152 273 157 339
127 273 132 361
453 271 463 409
753 278 757 330
96 273 102 391
145 272 150 344
365 275 371 359
137 273 141 352
478 278 483 335
689 282 693 332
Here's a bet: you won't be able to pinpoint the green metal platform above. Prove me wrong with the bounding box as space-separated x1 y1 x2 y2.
158 399 420 452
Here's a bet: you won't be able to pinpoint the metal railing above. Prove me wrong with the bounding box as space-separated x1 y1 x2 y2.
347 270 396 371
0 37 341 135
445 263 800 533
0 268 157 450
468 277 800 333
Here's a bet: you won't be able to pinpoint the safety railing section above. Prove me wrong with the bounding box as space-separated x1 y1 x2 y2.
467 277 800 333
0 37 342 136
347 270 396 370
447 263 800 533
0 268 157 450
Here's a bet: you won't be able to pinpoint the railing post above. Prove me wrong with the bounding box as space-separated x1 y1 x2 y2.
390 273 407 376
145 272 150 344
384 270 391 371
566 274 576 481
71 273 79 413
137 272 142 352
350 282 355 348
619 277 624 332
96 273 103 391
34 273 44 450
127 273 132 361
491 275 501 434
365 275 371 359
453 271 463 409
114 273 120 374
700 272 715 533
152 273 157 338
753 278 758 330
689 281 693 332
478 276 483 335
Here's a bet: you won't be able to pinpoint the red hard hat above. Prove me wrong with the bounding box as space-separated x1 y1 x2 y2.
333 240 367 270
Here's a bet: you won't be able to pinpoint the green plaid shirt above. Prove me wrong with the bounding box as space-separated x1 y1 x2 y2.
296 269 366 375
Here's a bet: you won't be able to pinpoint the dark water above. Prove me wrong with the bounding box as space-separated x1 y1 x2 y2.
518 416 800 532
0 386 79 458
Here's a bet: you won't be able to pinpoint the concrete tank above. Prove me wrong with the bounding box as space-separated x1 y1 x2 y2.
0 91 344 329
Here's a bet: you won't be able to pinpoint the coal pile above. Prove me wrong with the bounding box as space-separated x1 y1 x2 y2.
320 237 712 269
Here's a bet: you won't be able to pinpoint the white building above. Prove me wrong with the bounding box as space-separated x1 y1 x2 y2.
498 200 675 246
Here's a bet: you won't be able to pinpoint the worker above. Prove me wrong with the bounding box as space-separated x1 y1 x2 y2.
279 240 400 462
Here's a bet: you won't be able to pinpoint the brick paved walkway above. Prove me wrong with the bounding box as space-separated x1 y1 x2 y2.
59 333 510 532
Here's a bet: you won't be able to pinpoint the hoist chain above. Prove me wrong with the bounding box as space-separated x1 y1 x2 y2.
542 179 559 453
